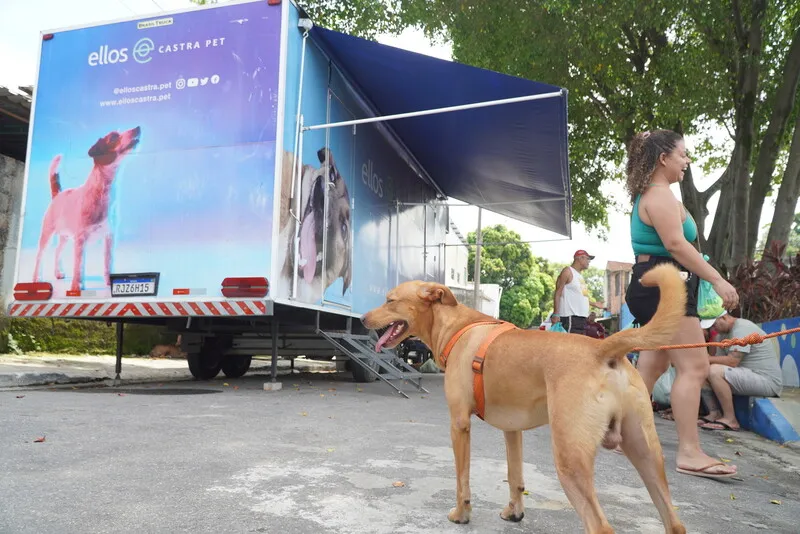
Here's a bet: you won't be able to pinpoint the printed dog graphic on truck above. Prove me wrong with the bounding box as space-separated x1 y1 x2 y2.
32 126 141 292
278 147 352 303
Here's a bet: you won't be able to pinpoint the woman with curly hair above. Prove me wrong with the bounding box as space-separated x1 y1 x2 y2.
623 129 740 480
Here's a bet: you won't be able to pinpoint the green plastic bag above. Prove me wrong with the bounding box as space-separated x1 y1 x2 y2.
697 254 725 319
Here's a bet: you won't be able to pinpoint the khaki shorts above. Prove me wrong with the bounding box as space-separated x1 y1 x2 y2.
724 366 781 397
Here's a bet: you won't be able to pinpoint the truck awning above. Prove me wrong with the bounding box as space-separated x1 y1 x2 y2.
308 26 572 238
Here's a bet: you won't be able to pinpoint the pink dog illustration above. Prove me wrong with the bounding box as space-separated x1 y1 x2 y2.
32 126 141 292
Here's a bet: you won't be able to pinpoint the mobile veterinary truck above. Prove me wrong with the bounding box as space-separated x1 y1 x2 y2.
5 0 572 396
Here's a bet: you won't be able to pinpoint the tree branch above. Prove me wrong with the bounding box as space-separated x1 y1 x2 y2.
732 0 746 45
700 166 730 205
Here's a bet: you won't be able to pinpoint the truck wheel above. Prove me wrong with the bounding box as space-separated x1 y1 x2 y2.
350 357 379 383
188 338 223 380
222 355 252 378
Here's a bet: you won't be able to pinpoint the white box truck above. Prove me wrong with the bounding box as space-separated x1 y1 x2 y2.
5 0 572 396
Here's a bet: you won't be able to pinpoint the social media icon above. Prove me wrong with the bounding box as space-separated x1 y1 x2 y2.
210 74 220 85
187 78 199 88
200 77 209 86
175 78 186 90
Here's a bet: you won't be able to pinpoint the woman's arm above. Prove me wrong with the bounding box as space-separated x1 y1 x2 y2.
643 189 723 283
643 188 739 309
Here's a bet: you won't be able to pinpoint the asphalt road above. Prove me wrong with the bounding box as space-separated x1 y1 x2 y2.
1 371 799 534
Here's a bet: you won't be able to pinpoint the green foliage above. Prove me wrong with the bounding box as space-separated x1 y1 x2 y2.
0 317 173 356
466 224 563 327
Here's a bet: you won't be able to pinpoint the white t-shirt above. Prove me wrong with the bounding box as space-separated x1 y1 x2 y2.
558 266 590 317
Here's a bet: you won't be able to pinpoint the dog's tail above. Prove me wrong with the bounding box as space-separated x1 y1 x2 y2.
49 155 62 199
597 263 686 362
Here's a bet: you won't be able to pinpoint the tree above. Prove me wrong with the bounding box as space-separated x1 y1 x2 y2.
396 0 800 269
466 225 554 327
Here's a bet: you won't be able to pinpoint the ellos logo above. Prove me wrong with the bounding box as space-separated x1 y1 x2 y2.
87 38 154 66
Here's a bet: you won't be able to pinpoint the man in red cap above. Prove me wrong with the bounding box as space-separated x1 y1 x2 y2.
553 250 606 334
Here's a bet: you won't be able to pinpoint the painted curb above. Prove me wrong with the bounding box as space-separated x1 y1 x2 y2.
734 395 800 445
0 371 106 388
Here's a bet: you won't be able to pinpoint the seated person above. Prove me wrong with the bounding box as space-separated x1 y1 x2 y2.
698 311 783 431
584 312 606 339
546 313 566 333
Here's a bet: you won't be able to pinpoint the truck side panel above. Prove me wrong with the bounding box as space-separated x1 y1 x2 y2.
14 1 282 301
277 3 446 316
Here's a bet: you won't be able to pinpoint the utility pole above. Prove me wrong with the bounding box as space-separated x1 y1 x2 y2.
473 207 482 309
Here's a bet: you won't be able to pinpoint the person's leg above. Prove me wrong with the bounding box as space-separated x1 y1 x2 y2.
699 382 722 423
702 364 740 430
668 317 736 475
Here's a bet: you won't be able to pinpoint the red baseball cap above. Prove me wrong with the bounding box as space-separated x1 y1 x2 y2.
574 249 595 260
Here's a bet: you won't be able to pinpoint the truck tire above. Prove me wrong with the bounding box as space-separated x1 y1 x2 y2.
187 338 224 380
222 355 252 378
350 357 379 383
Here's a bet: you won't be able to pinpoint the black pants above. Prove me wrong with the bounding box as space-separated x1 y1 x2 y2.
626 255 699 326
560 315 587 334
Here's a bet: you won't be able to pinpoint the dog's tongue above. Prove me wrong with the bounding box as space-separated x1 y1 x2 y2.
299 212 317 284
375 323 400 353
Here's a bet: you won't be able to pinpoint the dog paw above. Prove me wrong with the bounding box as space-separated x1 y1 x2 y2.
448 508 470 524
55 271 65 280
501 503 524 522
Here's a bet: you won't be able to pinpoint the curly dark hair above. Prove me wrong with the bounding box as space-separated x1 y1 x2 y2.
625 129 683 202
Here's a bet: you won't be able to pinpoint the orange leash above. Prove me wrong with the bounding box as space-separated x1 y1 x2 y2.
630 325 800 353
439 320 518 421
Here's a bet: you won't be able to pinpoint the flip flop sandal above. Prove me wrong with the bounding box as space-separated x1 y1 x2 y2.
676 462 737 480
697 417 716 426
701 421 740 432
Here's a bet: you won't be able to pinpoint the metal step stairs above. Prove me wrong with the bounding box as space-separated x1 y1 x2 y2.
317 329 429 399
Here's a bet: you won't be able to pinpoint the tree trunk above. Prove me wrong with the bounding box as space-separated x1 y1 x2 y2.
765 114 800 253
706 174 735 273
718 0 766 268
679 165 708 246
747 25 800 257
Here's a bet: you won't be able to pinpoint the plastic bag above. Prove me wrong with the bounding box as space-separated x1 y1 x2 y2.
549 322 567 333
652 366 677 407
697 254 725 319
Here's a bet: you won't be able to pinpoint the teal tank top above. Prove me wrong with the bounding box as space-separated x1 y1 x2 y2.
631 194 698 257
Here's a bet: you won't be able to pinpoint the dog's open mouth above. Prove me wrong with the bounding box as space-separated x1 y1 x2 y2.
375 321 409 352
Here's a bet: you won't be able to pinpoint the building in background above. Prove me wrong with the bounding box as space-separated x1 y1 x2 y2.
605 260 633 315
444 220 502 318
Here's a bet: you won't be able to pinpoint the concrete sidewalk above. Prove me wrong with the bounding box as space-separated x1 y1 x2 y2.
0 353 336 388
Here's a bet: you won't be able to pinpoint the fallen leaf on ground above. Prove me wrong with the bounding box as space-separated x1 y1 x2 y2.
770 500 782 505
34 436 45 443
356 388 363 392
300 411 308 416
223 383 230 386
725 438 734 443
720 457 732 463
320 394 325 397
117 393 126 396
735 451 742 456
522 490 530 496
328 388 336 392
393 481 405 487
327 448 335 452
16 395 24 399
233 386 239 390
730 493 736 500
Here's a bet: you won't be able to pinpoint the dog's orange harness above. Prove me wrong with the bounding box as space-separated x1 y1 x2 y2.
440 320 518 420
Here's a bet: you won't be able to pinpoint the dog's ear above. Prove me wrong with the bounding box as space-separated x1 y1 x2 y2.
88 138 107 158
317 147 334 167
417 283 457 306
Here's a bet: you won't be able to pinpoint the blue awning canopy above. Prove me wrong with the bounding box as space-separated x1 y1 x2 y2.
308 26 572 237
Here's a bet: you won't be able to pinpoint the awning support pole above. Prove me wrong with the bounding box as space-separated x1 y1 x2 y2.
473 207 482 310
302 91 564 132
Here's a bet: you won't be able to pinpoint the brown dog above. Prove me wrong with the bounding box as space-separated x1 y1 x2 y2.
361 263 687 534
33 127 141 292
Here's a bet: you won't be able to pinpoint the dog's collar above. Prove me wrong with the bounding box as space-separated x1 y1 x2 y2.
439 320 510 368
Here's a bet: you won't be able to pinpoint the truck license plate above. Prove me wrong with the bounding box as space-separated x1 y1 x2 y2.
110 273 159 297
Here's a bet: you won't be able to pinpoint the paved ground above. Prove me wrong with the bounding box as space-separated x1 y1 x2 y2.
1 368 799 534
